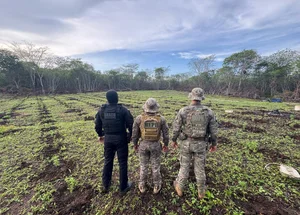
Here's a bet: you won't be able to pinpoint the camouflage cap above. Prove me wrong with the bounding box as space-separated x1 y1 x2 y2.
143 98 160 113
188 88 205 101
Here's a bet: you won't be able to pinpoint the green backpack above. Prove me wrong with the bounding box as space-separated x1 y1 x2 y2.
184 107 209 138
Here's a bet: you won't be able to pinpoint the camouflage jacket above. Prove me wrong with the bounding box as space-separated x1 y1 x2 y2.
132 113 169 146
172 103 218 146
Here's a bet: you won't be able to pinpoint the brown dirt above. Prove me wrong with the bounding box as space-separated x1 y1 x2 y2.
11 112 21 117
242 110 265 115
50 183 96 215
0 120 7 125
16 106 26 110
65 108 82 113
17 161 31 170
41 119 56 124
267 111 297 119
219 121 238 129
39 108 50 116
34 160 75 182
52 96 72 108
86 102 98 108
258 147 290 162
53 97 87 117
40 126 58 132
5 190 35 215
41 144 61 157
0 128 23 136
218 136 232 144
253 118 269 123
0 112 6 118
292 135 300 141
84 116 94 121
68 97 79 101
226 115 247 120
244 125 265 133
235 195 299 215
293 124 300 129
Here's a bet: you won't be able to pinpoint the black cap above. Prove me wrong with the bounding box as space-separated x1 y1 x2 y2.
106 90 118 104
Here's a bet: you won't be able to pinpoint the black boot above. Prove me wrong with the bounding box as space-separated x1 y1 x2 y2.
120 181 134 196
101 181 111 194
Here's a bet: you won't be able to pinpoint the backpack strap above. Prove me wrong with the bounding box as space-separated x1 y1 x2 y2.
100 104 107 119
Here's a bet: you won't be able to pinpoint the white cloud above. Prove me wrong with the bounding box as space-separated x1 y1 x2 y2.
0 0 300 56
196 54 215 59
177 51 235 60
215 57 224 62
178 52 198 59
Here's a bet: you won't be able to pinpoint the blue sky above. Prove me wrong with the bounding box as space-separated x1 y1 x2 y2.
1 0 300 74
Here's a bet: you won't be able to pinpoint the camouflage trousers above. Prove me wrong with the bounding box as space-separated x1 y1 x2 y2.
138 141 162 187
176 139 207 192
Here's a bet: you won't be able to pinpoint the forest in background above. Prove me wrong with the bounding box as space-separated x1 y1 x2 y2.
1 42 300 101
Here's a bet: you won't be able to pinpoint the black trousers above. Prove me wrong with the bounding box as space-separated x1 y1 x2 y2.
102 134 128 191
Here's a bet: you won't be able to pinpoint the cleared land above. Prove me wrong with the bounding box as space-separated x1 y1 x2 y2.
0 90 300 215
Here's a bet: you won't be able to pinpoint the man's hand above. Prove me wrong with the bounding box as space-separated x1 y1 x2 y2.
172 141 178 149
98 136 105 143
126 133 132 143
162 145 169 153
209 145 217 152
134 145 139 153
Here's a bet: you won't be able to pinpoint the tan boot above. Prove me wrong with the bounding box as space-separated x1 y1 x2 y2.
198 190 205 199
153 185 161 194
173 181 183 197
138 184 146 194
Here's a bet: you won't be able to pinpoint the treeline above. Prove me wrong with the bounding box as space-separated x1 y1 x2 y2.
0 42 300 100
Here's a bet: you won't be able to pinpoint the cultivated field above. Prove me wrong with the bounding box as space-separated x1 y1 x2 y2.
0 91 299 215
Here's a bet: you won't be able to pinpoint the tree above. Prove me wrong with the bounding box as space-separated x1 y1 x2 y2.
223 50 260 92
254 49 300 96
154 67 169 90
134 71 149 90
292 60 300 99
189 55 215 88
216 67 235 95
105 70 120 90
119 63 139 90
189 55 215 75
0 49 27 91
8 42 53 94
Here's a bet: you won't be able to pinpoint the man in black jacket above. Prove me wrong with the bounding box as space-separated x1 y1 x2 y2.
95 90 134 195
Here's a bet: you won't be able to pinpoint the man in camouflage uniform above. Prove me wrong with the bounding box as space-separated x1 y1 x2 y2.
172 88 218 199
132 98 169 194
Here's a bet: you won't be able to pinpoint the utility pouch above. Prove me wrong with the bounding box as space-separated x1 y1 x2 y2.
178 133 188 141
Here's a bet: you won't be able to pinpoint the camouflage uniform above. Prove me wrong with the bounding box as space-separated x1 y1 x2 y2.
132 98 169 193
172 88 218 196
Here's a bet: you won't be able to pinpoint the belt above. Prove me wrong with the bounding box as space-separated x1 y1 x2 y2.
141 138 160 142
105 132 124 135
187 137 206 141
